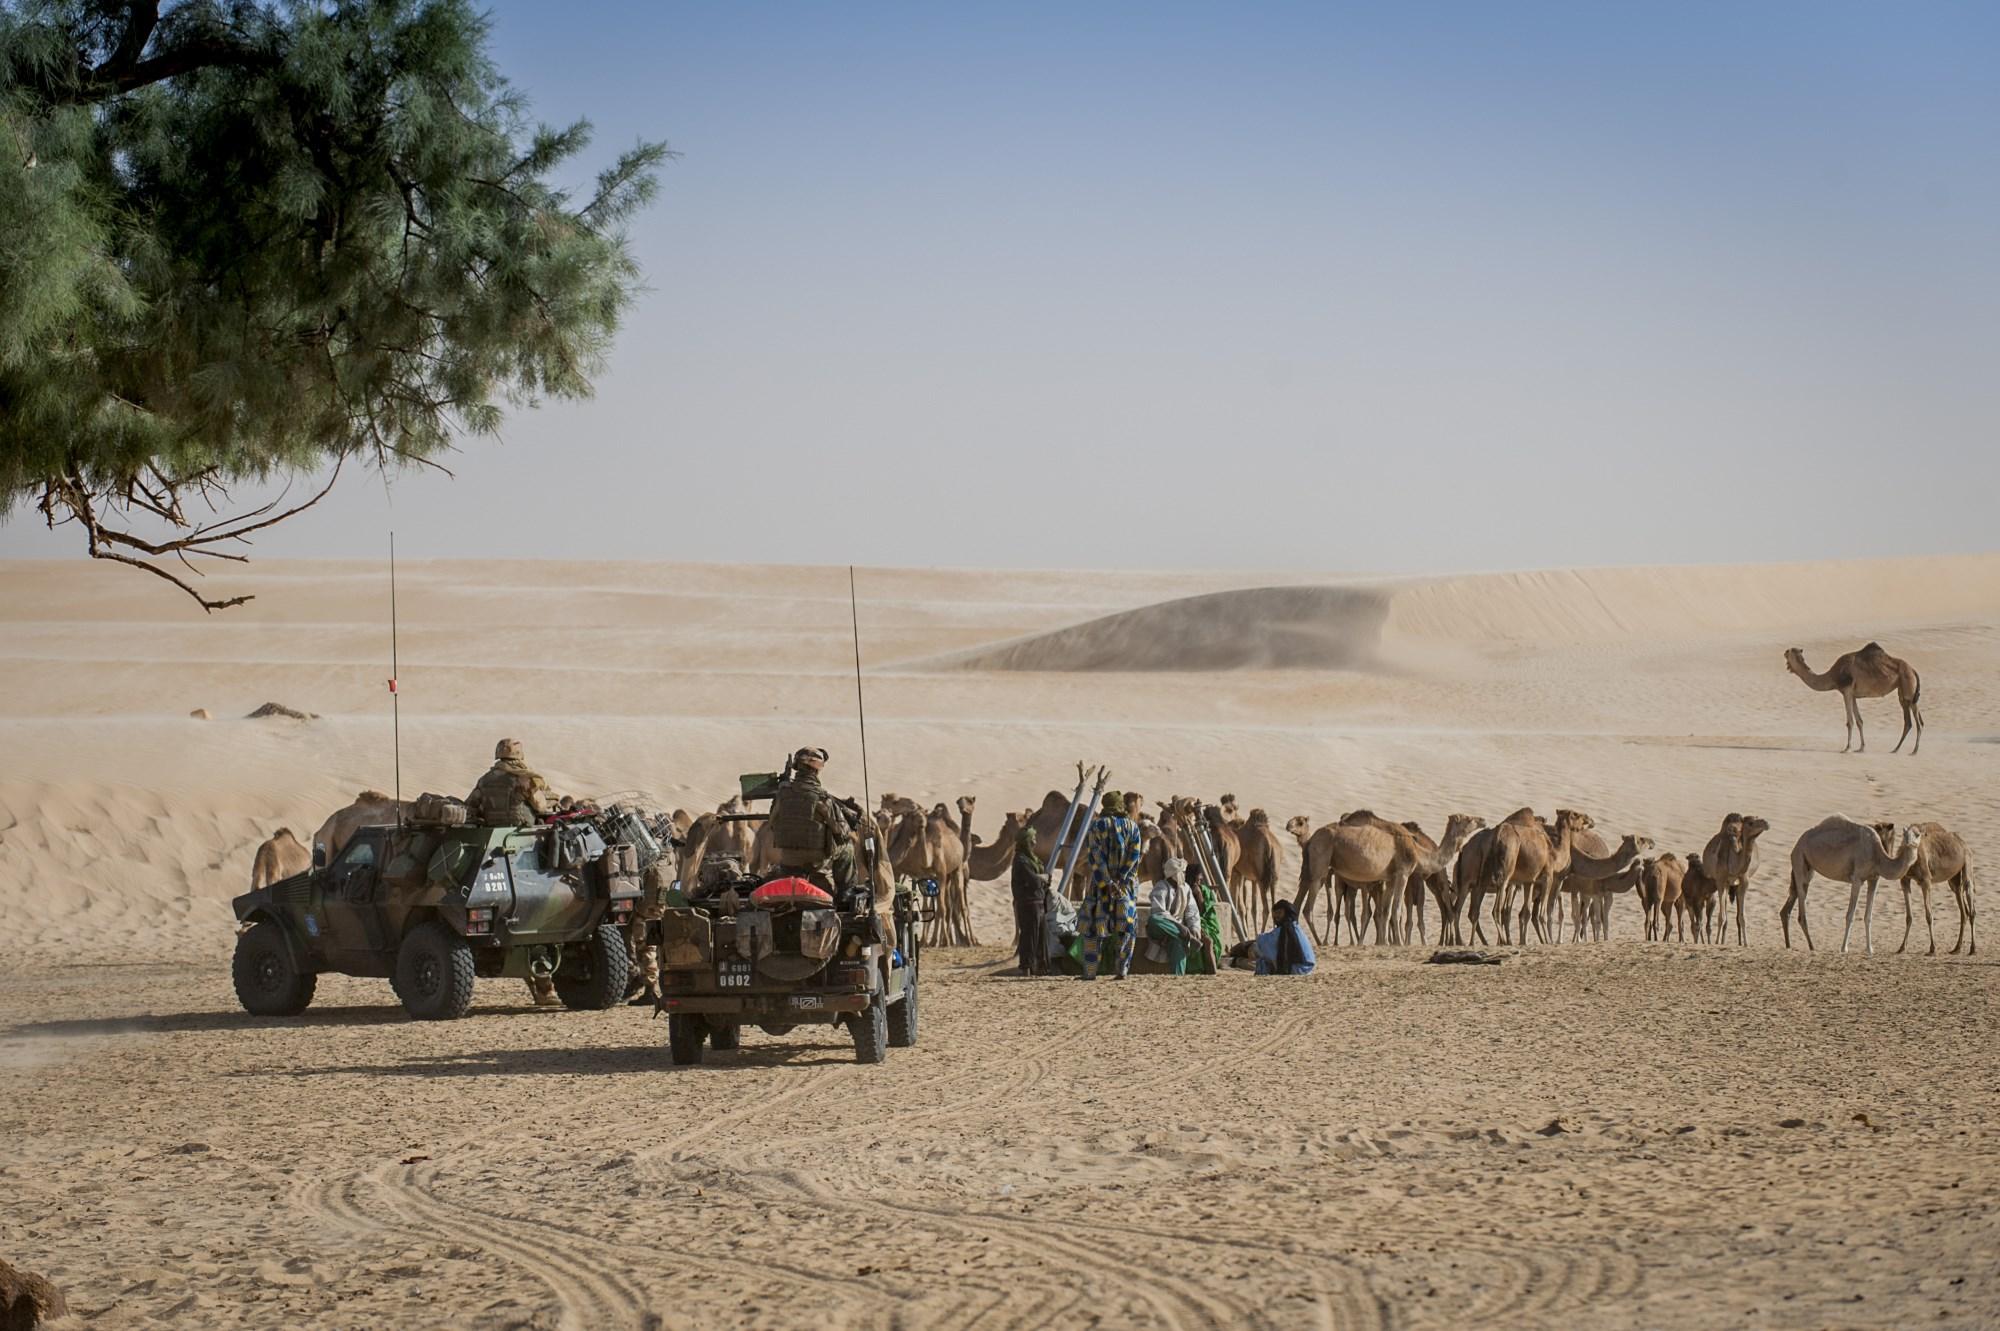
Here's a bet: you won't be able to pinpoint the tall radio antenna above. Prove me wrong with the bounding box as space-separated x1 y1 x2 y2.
389 532 402 818
848 565 871 813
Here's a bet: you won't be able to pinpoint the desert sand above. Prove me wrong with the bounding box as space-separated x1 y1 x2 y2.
1 553 1996 1328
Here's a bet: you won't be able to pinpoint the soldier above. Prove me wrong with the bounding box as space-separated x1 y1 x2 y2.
468 739 562 1005
767 746 857 891
627 857 670 1006
467 738 558 826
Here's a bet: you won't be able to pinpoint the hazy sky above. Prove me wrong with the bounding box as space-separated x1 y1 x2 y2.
6 1 1997 573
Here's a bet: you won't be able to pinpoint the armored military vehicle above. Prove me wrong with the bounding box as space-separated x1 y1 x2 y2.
652 859 929 1065
230 800 645 1020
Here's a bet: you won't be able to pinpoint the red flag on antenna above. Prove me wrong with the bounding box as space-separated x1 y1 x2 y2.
387 678 398 693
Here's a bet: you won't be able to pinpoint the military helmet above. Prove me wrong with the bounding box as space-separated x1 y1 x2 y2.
793 746 829 772
495 737 525 762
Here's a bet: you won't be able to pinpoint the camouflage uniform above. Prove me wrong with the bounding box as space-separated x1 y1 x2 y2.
769 765 855 890
627 859 670 1000
467 738 556 827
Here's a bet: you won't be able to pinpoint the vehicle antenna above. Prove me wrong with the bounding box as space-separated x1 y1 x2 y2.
848 564 871 814
389 531 402 823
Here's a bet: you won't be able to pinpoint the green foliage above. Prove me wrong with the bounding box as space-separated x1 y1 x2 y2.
0 0 666 606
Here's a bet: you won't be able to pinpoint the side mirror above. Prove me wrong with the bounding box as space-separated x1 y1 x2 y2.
312 845 328 870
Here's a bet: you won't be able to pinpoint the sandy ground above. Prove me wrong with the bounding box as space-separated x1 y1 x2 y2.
2 553 1997 1328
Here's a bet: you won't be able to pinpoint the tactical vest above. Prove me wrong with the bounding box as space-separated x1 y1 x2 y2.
469 763 533 826
769 779 830 864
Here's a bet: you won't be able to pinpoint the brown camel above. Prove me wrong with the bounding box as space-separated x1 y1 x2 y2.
1285 815 1358 943
1639 853 1685 941
889 803 974 947
1559 833 1654 942
1232 809 1284 933
1893 821 1976 956
1202 802 1243 899
960 796 1035 882
1784 643 1924 755
1291 812 1481 946
250 828 311 888
1676 850 1722 942
312 790 408 859
1780 816 1926 954
1699 813 1768 946
710 795 757 864
1333 810 1483 944
1484 808 1592 945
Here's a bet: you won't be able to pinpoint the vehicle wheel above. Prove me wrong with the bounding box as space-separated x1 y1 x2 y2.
852 995 889 1065
554 923 632 1011
667 1013 706 1066
393 922 476 1020
232 922 316 1016
708 1023 741 1052
888 977 917 1048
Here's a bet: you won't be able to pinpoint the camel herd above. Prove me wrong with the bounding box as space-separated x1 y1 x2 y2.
258 787 1980 960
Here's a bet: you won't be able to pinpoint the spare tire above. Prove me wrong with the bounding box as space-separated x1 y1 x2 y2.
554 923 632 1011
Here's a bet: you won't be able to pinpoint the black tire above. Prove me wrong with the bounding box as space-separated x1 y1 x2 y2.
393 921 476 1020
667 1013 706 1066
232 922 316 1016
708 1023 741 1051
852 994 889 1065
554 923 632 1011
888 976 918 1048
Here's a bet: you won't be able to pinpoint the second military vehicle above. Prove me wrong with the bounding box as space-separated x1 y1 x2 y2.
652 861 928 1065
230 797 652 1020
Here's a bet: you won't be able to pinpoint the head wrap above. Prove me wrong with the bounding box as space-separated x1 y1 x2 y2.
1098 791 1126 818
1014 826 1043 874
1162 856 1187 885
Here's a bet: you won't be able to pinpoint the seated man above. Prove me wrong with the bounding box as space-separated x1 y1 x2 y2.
1145 857 1206 975
1253 898 1317 976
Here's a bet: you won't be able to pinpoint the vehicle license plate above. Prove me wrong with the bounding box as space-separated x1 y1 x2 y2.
718 961 753 988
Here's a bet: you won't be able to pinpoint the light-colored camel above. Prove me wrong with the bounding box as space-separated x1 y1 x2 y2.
1389 815 1484 944
1780 816 1926 954
1232 809 1284 934
1784 643 1924 755
312 790 408 859
250 828 312 889
710 795 757 864
1286 815 1357 944
1291 812 1481 946
1698 814 1768 946
1639 853 1685 941
1893 821 1976 956
1335 810 1483 944
889 803 974 947
1558 833 1653 942
1476 808 1591 945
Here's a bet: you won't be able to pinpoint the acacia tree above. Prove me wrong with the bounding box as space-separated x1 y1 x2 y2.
0 0 665 608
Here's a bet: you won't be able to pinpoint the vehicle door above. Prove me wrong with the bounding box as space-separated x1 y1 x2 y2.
317 834 390 970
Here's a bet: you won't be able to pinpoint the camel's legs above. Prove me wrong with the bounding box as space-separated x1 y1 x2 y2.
1840 876 1867 953
1468 889 1488 945
1918 880 1936 955
1893 700 1914 754
1850 690 1867 754
1911 700 1924 755
1733 883 1747 946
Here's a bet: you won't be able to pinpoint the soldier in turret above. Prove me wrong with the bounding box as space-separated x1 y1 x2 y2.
767 746 857 891
467 738 558 827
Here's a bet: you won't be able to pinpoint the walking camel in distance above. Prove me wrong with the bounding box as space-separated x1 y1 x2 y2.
1893 821 1977 956
1699 813 1769 946
1779 817 1926 954
1783 643 1924 755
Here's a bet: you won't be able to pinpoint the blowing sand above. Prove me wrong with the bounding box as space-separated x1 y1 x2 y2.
1 554 1996 1328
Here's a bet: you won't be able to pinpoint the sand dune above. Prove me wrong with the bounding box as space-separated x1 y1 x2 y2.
2 552 1997 1327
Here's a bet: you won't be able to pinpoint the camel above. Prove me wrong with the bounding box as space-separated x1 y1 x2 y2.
1332 810 1482 944
889 803 973 947
1780 816 1926 954
710 795 757 863
250 828 312 888
1699 813 1768 946
1231 809 1284 934
960 796 1036 882
1783 643 1924 755
312 790 408 859
1291 812 1482 946
1677 850 1723 942
1202 803 1243 901
1483 809 1592 945
1384 814 1484 944
1892 821 1976 956
1639 853 1685 941
1558 833 1654 941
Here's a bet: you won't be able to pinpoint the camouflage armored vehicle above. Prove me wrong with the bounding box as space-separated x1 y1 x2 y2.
230 802 644 1020
652 857 929 1065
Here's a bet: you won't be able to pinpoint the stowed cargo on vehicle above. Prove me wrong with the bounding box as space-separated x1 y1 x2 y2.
653 857 930 1066
230 800 658 1020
